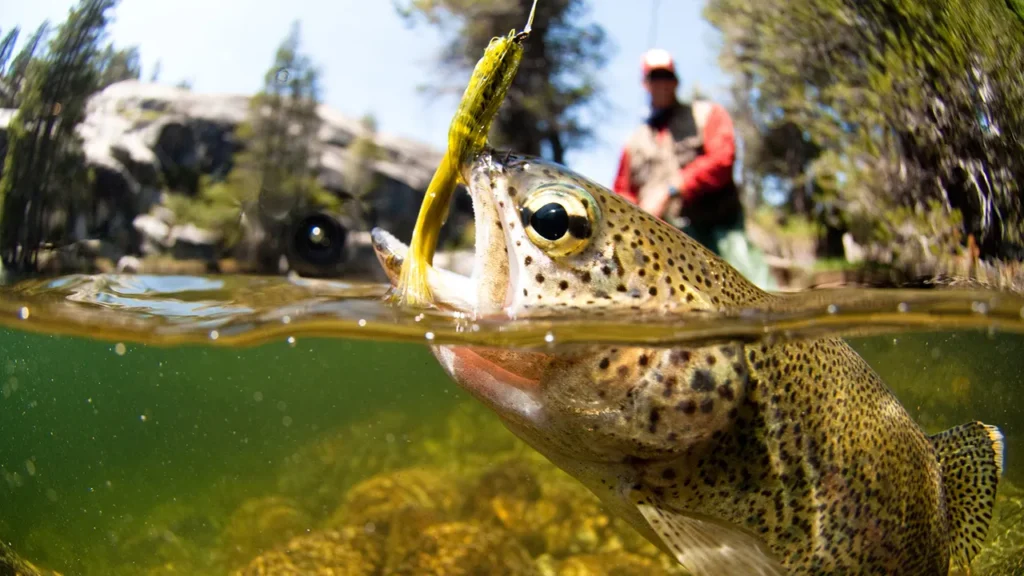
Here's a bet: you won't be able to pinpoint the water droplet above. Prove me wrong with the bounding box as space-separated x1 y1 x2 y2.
544 332 555 343
826 304 838 314
897 302 909 313
253 391 263 402
287 336 296 346
18 307 29 320
25 460 35 476
275 68 290 83
358 319 367 327
282 415 293 427
425 331 435 341
114 343 127 356
209 330 220 341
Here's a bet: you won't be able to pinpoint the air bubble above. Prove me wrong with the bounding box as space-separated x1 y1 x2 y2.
275 68 290 83
282 415 293 427
826 304 838 314
209 330 220 341
18 307 29 320
544 332 555 343
25 460 35 476
253 391 263 402
114 343 127 356
282 315 291 325
287 336 296 346
358 319 367 327
897 302 909 313
972 301 989 315
425 332 435 341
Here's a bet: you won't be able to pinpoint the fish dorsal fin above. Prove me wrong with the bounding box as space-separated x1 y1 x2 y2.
625 485 787 576
929 421 1004 570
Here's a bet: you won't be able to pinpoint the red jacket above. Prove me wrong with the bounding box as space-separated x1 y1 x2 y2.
612 101 737 205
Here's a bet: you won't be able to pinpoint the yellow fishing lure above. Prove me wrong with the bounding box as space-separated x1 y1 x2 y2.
390 0 539 308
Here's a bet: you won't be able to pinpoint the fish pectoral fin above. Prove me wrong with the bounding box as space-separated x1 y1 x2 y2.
929 421 1004 570
626 485 787 576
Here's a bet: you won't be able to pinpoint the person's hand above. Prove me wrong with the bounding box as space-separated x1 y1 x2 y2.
640 187 671 217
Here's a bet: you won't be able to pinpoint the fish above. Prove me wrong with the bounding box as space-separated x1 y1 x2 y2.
370 149 1005 575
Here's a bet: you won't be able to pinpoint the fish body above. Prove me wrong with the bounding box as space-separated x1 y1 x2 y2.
370 150 1004 575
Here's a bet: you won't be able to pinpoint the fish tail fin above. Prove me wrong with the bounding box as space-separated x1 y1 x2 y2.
929 421 1004 570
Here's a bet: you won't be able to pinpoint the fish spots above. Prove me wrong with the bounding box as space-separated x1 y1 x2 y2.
648 287 658 296
525 255 532 266
599 357 610 370
717 383 735 401
648 408 661 432
677 399 697 414
581 271 591 283
535 273 545 284
699 398 715 414
559 280 569 291
662 376 677 397
690 369 716 392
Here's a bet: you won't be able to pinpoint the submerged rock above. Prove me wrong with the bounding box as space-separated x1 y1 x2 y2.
230 526 384 576
547 551 685 576
275 411 419 520
326 466 465 535
387 522 539 576
220 496 314 568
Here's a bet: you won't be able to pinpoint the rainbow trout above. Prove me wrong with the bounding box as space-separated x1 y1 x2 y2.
370 150 1004 575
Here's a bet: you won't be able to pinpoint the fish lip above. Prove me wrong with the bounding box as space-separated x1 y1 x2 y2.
369 148 515 317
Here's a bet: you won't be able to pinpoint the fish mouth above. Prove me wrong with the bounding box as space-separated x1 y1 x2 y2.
370 149 518 318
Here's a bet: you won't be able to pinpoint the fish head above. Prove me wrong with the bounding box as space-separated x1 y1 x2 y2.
371 150 768 463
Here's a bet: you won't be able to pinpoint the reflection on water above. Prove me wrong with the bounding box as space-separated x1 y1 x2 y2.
0 273 1021 575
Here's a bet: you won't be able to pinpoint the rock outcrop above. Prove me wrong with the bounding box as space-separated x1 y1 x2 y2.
0 80 474 278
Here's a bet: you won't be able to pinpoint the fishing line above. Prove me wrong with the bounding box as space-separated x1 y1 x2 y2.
647 0 660 48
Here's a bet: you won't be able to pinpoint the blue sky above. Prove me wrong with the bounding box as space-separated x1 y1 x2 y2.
3 0 733 188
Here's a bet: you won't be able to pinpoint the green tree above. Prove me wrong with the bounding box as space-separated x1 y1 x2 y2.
0 0 118 272
704 0 1024 263
96 44 141 89
341 113 385 228
395 0 613 165
0 21 49 108
169 21 336 267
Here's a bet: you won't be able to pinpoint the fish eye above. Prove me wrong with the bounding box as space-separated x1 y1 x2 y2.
520 184 600 257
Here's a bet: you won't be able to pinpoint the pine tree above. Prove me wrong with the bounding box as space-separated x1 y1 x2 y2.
0 0 118 272
396 0 612 165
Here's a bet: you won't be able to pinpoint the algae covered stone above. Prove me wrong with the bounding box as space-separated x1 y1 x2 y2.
551 551 687 575
276 411 418 520
388 521 539 575
326 466 466 535
230 526 383 576
220 496 313 568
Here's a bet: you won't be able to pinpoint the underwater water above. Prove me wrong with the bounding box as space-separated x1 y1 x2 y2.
0 273 1022 575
